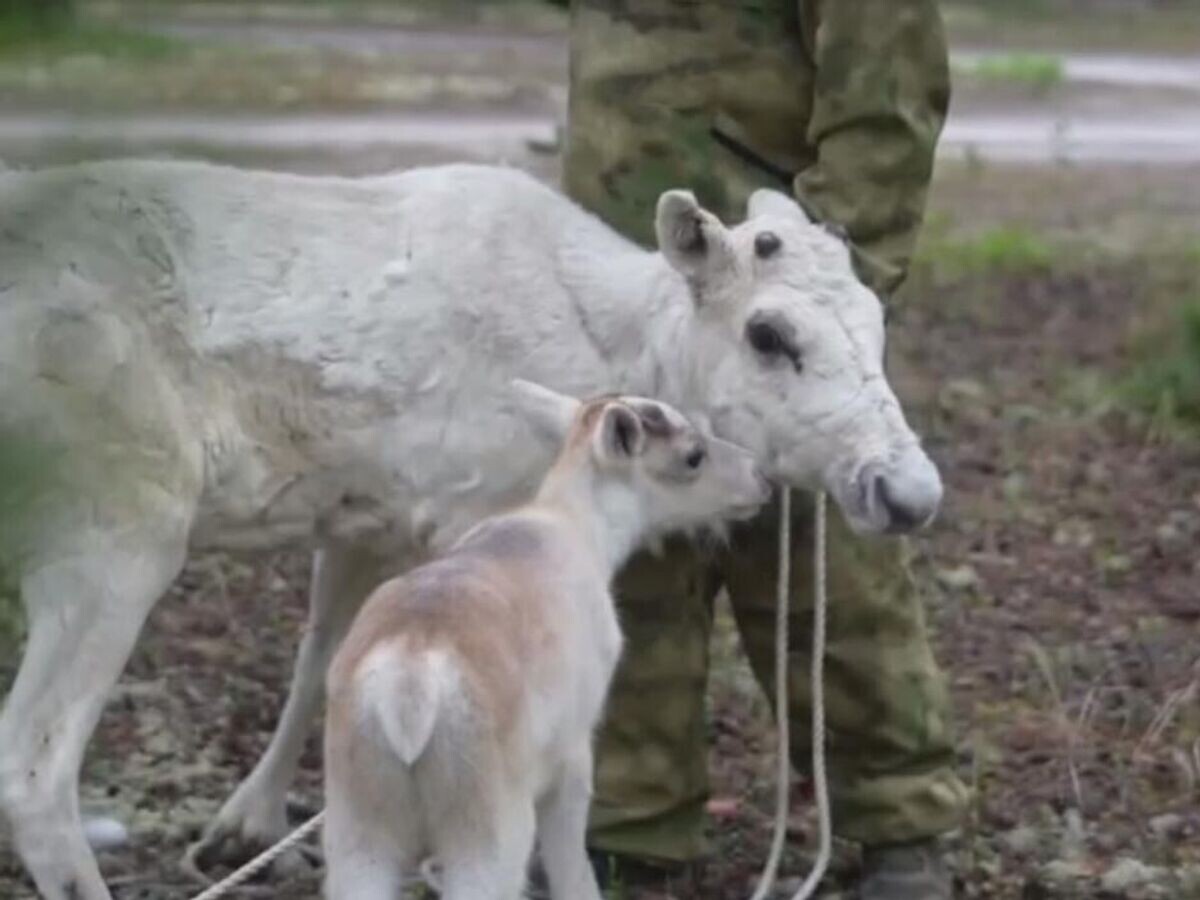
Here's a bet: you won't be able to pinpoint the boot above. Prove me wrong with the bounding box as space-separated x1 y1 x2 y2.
857 838 952 900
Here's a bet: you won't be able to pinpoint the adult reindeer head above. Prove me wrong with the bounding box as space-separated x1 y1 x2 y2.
657 188 941 535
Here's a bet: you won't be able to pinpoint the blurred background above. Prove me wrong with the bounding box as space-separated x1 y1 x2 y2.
1 1 1199 897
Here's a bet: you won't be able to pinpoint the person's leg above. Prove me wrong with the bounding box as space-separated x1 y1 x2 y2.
723 493 968 848
586 536 720 865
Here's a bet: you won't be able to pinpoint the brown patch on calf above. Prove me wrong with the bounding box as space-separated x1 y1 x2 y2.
329 529 557 751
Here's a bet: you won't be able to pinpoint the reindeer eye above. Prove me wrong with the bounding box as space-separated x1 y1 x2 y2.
685 447 706 469
745 317 804 373
746 320 784 356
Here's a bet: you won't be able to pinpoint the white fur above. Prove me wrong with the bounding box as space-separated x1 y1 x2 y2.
322 388 767 900
0 159 938 899
357 644 450 766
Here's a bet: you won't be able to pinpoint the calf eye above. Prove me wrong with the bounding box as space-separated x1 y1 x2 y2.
685 447 706 469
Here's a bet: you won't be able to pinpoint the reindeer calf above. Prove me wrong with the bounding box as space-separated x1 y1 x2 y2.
322 384 768 900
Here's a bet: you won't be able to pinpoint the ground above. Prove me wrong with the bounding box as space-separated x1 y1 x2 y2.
1 2 1199 898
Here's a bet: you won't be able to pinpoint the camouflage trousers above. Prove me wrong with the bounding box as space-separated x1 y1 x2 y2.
586 493 969 861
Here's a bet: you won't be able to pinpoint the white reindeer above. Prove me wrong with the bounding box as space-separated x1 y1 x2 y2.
324 383 769 900
0 159 941 900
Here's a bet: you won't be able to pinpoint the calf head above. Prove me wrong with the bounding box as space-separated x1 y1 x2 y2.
656 188 941 535
512 381 770 538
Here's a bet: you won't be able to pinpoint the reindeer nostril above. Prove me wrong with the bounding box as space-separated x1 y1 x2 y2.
875 475 925 532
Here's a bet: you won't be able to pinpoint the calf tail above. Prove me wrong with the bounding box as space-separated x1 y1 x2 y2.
357 646 452 766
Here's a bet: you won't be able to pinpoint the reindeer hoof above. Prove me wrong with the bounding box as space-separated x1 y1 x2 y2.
182 816 316 886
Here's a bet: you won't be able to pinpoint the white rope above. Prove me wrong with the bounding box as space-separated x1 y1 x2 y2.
749 489 831 900
185 810 324 900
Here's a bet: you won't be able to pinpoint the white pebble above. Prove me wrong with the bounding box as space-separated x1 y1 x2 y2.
84 816 130 851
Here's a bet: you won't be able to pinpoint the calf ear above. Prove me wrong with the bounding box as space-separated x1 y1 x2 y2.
747 188 812 223
510 379 580 445
655 191 738 298
594 403 646 466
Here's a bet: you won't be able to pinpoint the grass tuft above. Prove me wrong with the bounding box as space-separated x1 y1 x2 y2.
916 225 1056 278
968 52 1065 93
1122 298 1200 436
0 9 183 62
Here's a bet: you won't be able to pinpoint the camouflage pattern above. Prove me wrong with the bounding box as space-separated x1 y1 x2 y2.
564 0 967 860
564 0 952 299
588 501 968 859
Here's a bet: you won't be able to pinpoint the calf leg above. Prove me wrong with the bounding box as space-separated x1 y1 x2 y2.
439 795 536 900
0 526 188 900
537 748 604 900
322 800 408 900
193 542 390 865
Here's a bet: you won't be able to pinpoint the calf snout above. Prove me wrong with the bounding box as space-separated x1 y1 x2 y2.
861 448 942 534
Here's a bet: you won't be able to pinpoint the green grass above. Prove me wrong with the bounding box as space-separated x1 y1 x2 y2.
966 52 1065 93
916 225 1056 278
0 11 183 62
1122 298 1200 437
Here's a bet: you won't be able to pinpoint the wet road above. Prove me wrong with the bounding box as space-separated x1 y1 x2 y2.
3 19 1199 168
5 106 1199 167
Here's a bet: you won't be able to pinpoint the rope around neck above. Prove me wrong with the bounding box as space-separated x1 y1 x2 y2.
749 489 831 900
187 492 831 900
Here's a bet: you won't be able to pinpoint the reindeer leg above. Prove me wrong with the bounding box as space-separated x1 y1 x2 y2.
189 541 392 872
0 522 189 900
537 746 604 900
440 795 537 900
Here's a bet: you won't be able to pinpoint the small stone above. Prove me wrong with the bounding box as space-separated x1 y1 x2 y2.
1100 858 1163 892
1053 519 1094 549
526 124 563 155
1099 553 1133 575
1149 813 1184 839
1000 825 1041 855
1059 808 1088 860
1040 858 1091 885
382 259 410 286
1002 471 1026 501
1156 522 1184 550
83 816 129 851
936 564 980 592
941 378 988 404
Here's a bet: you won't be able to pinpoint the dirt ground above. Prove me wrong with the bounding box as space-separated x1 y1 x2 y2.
2 3 1200 898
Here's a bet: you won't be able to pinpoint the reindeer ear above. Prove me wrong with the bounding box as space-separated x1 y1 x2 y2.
510 379 580 445
594 403 645 466
747 188 812 223
655 191 738 295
